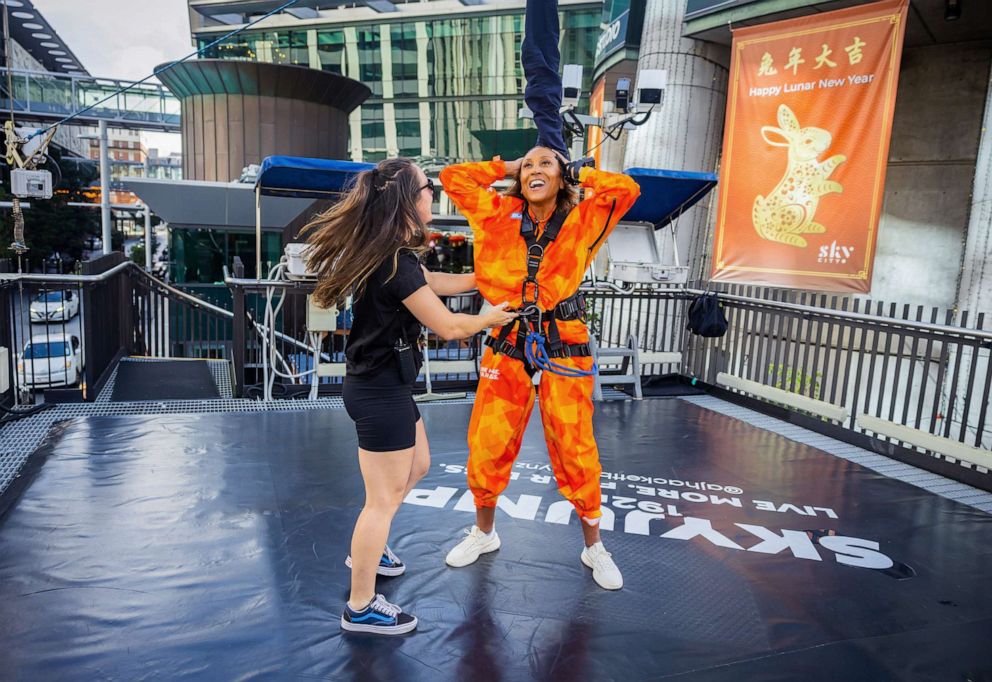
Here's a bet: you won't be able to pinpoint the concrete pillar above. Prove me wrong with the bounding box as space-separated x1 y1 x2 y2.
98 120 112 255
622 1 730 279
956 67 992 319
144 205 152 272
950 67 992 449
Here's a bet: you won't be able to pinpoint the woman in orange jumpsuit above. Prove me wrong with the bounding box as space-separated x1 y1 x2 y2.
439 149 639 589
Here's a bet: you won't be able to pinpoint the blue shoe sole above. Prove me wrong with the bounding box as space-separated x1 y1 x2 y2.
340 614 418 635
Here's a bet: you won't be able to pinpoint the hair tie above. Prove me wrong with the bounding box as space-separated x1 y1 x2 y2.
370 168 387 192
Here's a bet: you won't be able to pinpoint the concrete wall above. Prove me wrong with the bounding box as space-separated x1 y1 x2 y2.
622 0 730 280
852 42 991 307
180 95 350 182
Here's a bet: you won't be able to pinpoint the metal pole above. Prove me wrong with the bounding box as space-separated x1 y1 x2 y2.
255 184 262 280
98 120 111 255
144 204 152 272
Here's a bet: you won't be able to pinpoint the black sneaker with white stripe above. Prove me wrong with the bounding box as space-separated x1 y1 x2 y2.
345 545 405 576
341 594 417 635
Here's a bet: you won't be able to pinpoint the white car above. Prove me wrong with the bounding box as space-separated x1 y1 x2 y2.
29 289 79 323
18 334 83 388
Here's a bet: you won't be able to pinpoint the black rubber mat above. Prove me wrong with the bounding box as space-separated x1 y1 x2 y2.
0 401 990 680
110 359 220 401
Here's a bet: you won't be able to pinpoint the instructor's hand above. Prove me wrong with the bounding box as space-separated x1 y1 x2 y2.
483 302 518 328
564 156 595 186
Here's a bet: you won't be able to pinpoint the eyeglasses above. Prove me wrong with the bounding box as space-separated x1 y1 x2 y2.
419 177 438 201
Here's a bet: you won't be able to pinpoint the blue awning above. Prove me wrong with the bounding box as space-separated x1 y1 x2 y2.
623 167 718 228
256 156 374 199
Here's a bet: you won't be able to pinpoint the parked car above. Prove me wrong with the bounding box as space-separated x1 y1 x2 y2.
18 334 83 388
29 289 79 323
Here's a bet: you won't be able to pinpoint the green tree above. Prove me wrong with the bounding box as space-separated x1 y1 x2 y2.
129 227 160 267
0 147 101 269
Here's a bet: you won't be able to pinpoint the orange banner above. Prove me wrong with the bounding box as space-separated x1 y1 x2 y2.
711 0 908 292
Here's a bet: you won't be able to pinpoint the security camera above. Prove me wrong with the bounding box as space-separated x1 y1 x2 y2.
615 77 631 113
562 64 583 109
635 69 667 113
10 169 52 199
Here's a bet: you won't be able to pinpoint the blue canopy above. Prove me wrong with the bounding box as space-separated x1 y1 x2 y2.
256 156 374 199
623 167 718 229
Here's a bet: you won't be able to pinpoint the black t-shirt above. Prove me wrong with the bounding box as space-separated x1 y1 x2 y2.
345 250 427 378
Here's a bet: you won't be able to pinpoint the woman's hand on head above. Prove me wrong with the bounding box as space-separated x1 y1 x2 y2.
497 156 522 178
483 302 518 328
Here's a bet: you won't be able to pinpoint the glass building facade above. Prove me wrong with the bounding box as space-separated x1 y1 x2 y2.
197 7 600 164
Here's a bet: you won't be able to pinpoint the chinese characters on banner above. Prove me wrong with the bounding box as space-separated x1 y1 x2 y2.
711 0 908 292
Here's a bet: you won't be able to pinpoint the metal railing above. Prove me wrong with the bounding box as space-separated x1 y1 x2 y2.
683 285 992 451
0 67 181 132
1 257 232 404
584 282 990 483
4 258 987 488
225 271 484 399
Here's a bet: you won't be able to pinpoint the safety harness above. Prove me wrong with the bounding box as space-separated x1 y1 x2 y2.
484 204 596 377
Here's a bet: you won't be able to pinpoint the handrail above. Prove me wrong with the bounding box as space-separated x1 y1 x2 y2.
220 273 992 343
683 288 992 343
0 261 134 284
130 268 234 319
0 66 171 90
224 273 316 290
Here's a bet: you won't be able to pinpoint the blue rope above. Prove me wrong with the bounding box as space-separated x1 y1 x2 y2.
27 0 304 140
523 331 597 378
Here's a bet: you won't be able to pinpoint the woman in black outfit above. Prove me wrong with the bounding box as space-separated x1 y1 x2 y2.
304 158 516 635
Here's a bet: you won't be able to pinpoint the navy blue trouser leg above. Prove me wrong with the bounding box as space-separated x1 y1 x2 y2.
522 0 568 158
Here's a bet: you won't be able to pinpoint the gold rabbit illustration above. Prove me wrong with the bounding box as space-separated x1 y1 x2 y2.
752 104 846 248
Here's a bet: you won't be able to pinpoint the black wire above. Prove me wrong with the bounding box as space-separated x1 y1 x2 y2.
562 109 585 137
583 107 655 157
0 401 53 428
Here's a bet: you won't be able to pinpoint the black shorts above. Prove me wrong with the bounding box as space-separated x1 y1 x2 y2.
342 372 422 452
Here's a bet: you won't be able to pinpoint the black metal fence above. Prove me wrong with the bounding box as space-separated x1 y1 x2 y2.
584 282 991 487
687 285 991 450
3 258 988 489
1 258 233 404
226 273 484 399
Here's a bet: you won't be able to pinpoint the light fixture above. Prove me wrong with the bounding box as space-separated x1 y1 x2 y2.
1 1 26 7
55 57 73 63
22 22 43 29
40 41 59 47
10 10 33 19
33 33 53 39
48 50 66 56
945 0 961 21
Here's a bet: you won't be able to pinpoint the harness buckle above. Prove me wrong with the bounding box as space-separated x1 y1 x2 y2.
521 276 540 307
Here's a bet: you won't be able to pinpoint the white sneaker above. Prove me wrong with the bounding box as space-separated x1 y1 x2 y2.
445 525 501 567
581 542 623 590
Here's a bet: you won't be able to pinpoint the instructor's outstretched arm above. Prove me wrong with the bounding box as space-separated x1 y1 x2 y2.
420 267 476 296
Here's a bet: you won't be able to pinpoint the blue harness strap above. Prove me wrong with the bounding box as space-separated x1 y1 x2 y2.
487 204 598 379
524 328 598 378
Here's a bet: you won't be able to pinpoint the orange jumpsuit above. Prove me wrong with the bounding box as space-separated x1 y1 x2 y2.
439 160 640 522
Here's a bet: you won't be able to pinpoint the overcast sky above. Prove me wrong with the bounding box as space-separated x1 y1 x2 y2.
33 0 194 154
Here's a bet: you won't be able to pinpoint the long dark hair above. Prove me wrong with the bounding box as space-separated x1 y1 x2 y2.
301 158 428 308
503 151 579 217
